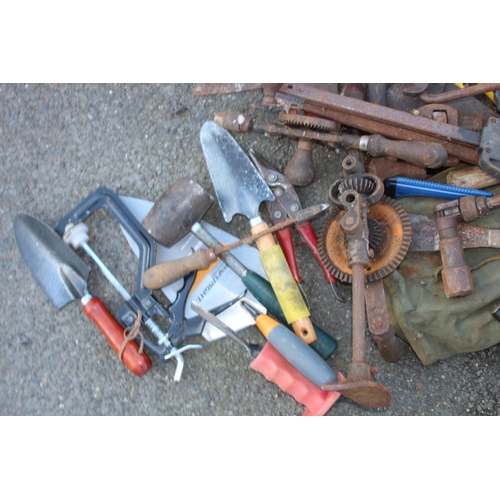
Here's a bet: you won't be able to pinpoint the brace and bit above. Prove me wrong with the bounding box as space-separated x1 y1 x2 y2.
321 155 404 408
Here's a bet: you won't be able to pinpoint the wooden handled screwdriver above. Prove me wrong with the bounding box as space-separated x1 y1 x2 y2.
143 203 328 290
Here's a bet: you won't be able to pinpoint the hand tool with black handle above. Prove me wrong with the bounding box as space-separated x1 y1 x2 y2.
191 301 341 416
13 213 152 377
200 120 317 344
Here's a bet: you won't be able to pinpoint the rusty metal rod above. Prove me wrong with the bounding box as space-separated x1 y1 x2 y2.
351 263 366 364
417 83 500 103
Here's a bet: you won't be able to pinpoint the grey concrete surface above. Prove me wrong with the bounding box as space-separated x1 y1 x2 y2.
1 83 499 416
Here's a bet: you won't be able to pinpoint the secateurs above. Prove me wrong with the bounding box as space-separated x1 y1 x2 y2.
248 148 345 303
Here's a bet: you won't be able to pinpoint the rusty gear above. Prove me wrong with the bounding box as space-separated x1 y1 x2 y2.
317 195 412 283
277 112 337 132
367 218 383 252
330 176 378 200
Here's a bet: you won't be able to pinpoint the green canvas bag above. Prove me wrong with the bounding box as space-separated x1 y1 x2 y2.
383 177 500 365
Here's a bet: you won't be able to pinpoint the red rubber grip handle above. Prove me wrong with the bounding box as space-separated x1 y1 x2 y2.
250 342 341 416
82 296 152 377
295 221 338 283
276 227 301 283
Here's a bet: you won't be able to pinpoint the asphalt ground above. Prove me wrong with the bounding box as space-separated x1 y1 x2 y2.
2 83 500 421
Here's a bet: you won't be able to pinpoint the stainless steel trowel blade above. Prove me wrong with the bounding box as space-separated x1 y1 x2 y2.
200 120 274 223
13 213 91 310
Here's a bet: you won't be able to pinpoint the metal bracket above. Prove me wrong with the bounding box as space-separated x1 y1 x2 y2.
479 117 500 180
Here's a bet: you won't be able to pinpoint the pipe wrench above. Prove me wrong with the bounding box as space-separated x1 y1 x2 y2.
249 148 345 303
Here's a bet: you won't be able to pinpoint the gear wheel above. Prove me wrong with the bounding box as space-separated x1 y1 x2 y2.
277 112 337 132
317 195 412 283
367 218 383 252
330 176 378 201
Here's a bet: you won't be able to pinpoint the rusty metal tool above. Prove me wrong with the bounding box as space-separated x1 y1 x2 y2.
276 84 482 165
277 88 341 186
200 120 317 344
191 83 281 106
365 156 428 181
142 203 328 289
408 213 500 252
433 194 500 298
214 111 448 169
318 155 409 407
277 111 338 186
364 279 404 363
248 148 345 303
368 83 387 106
13 213 153 377
387 83 499 130
478 117 500 180
404 83 500 103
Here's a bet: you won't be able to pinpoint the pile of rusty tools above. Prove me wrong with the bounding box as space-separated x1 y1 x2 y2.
13 83 500 415
205 82 500 410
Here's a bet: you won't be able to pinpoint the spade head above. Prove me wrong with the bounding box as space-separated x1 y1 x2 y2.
13 213 90 309
142 177 214 247
200 121 274 223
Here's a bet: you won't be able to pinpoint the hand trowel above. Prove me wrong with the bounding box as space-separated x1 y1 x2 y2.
13 213 152 376
200 120 317 344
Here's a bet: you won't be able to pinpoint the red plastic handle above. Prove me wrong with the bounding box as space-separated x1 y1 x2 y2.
295 221 338 283
276 227 301 283
82 296 152 377
250 342 341 416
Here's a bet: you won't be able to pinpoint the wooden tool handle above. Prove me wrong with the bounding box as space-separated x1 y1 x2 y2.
82 296 152 376
446 166 499 190
251 221 316 344
142 248 217 289
366 134 448 168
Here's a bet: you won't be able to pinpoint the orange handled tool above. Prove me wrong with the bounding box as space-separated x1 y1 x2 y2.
82 295 152 376
191 301 341 416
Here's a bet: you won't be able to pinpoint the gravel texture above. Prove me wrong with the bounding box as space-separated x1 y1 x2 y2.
2 82 500 416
